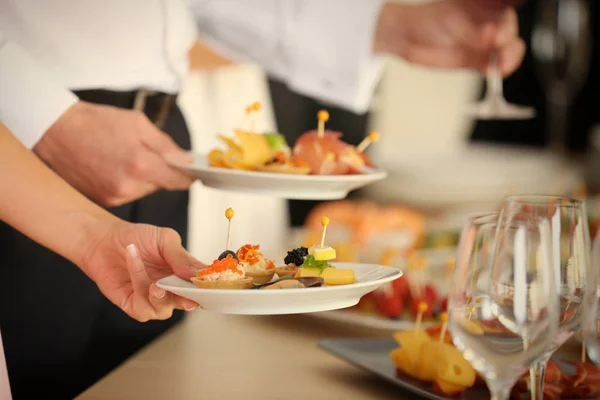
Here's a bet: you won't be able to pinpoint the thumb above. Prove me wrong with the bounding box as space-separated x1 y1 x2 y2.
159 228 207 279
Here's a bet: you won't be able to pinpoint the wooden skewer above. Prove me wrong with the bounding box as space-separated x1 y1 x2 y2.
320 217 329 248
317 110 329 138
439 312 448 344
414 302 428 334
467 306 476 321
356 131 380 153
225 207 234 250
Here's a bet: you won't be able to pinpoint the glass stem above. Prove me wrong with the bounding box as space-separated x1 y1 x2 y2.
530 359 548 400
489 383 511 400
486 51 503 100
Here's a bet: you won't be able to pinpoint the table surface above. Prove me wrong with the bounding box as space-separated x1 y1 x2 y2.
76 310 581 400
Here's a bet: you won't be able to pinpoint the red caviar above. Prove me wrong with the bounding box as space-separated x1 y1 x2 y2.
237 244 263 265
197 254 241 278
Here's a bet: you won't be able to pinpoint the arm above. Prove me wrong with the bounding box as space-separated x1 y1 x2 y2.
0 123 201 321
0 121 114 265
0 31 78 148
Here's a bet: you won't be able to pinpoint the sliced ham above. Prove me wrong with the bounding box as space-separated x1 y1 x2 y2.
292 130 365 175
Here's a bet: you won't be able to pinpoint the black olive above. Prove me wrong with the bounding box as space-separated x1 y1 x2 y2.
218 250 239 261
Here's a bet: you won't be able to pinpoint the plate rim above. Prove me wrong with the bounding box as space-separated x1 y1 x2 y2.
169 152 388 183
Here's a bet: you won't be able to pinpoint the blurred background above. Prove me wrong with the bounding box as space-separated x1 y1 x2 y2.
179 0 599 268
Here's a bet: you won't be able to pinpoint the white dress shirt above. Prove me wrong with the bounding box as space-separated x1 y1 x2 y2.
0 0 385 149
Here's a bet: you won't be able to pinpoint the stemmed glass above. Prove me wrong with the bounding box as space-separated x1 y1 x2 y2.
500 195 594 399
466 51 536 120
584 232 600 365
448 212 559 400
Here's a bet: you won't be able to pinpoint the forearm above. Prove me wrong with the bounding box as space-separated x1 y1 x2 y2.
0 122 119 267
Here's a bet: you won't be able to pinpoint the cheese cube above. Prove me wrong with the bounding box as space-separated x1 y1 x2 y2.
309 246 336 261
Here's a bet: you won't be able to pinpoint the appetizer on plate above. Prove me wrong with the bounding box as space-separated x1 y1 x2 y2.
191 254 253 289
389 309 478 396
191 209 356 289
293 217 355 285
236 244 275 285
208 104 380 175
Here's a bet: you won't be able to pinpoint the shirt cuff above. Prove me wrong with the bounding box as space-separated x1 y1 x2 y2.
0 39 78 149
287 0 386 114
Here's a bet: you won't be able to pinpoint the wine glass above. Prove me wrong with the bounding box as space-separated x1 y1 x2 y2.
500 195 594 400
466 51 536 120
449 212 559 400
584 232 600 365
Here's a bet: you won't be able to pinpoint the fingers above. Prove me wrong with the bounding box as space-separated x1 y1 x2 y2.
159 228 207 280
495 8 519 48
143 150 194 191
126 244 194 321
126 244 154 297
495 9 525 76
499 38 526 77
148 284 199 317
141 123 194 163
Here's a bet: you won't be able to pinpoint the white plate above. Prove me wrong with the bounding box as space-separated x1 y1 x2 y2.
156 263 401 315
169 153 387 200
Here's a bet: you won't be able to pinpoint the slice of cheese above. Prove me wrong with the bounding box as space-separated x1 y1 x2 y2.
309 246 336 261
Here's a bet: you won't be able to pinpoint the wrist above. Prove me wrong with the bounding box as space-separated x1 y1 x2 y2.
67 210 122 275
373 3 410 57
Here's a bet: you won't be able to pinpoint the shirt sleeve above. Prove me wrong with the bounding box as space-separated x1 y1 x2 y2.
189 0 385 114
0 32 78 149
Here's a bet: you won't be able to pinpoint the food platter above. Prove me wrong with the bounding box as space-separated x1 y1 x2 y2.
169 153 387 200
169 104 386 199
157 263 401 315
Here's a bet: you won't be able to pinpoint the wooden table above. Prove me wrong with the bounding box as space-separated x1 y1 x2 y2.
77 311 582 400
76 311 421 400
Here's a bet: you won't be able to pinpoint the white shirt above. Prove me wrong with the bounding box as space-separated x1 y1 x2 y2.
0 0 385 149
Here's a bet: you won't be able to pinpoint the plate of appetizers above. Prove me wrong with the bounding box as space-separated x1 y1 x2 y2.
168 104 387 200
157 208 401 315
320 315 600 399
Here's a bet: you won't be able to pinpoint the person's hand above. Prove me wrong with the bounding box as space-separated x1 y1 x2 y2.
78 220 205 321
34 101 194 207
375 0 525 76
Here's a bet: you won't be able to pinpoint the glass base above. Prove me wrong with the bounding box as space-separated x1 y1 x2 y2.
467 97 536 120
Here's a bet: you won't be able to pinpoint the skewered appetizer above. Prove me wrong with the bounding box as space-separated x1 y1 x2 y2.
293 217 355 285
236 244 276 285
208 104 380 175
390 308 477 396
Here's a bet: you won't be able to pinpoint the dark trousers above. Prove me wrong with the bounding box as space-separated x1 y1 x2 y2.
0 90 191 399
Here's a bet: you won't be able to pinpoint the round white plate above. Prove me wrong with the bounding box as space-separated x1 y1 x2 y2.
169 153 387 200
156 263 401 315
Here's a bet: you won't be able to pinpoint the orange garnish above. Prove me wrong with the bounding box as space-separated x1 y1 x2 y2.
197 254 241 278
237 244 263 265
274 151 287 164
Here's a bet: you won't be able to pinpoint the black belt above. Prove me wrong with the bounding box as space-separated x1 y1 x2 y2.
73 89 177 130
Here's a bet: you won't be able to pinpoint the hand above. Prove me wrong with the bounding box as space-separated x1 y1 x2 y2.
34 101 194 207
375 0 525 76
79 221 205 322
